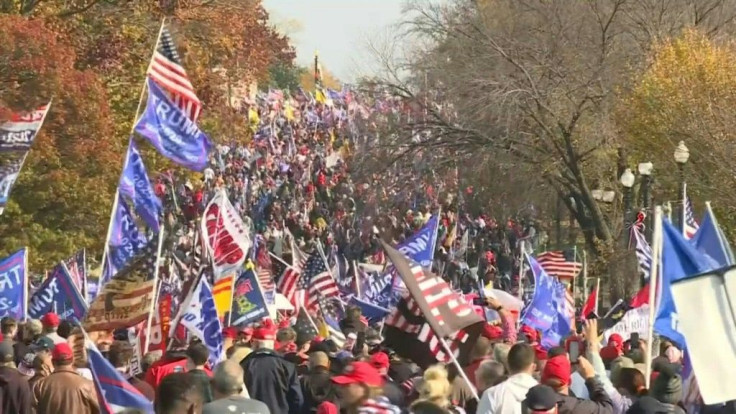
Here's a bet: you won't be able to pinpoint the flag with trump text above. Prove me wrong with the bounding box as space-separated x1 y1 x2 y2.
29 261 87 323
84 238 160 332
179 276 223 367
134 78 211 171
0 249 27 320
201 190 252 279
119 139 162 233
0 103 51 215
381 240 484 368
521 254 574 349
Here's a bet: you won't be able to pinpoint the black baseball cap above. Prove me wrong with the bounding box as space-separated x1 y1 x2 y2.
525 385 563 411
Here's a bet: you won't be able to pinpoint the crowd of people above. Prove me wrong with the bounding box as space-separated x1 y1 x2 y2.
0 86 702 414
0 305 700 414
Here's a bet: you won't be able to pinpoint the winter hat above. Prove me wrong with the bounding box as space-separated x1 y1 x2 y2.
649 363 683 405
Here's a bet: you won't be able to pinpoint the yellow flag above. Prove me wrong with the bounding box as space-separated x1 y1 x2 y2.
213 275 234 320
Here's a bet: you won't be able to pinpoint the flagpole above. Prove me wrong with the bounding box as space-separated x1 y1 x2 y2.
353 260 361 298
143 228 165 353
100 18 166 280
81 248 88 303
644 206 663 389
438 335 479 400
681 183 688 236
594 278 600 315
23 247 29 320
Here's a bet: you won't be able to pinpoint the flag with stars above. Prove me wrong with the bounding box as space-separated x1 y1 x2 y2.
298 251 339 310
83 238 159 332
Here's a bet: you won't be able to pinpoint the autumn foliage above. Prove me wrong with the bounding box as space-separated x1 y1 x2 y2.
0 1 296 271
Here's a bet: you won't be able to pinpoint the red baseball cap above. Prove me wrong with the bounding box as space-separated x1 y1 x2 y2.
541 355 571 386
252 319 277 341
222 327 238 340
369 352 390 370
52 343 73 362
332 362 384 387
42 312 60 328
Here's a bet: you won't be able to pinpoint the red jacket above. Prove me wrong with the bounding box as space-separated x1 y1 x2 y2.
144 353 213 389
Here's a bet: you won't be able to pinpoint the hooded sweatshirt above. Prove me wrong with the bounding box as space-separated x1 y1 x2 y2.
477 372 538 414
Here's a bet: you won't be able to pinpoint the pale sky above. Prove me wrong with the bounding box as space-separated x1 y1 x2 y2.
262 0 405 82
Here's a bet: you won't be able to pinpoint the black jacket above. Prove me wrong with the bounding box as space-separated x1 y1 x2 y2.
300 366 337 414
241 348 303 414
0 366 32 414
558 377 614 414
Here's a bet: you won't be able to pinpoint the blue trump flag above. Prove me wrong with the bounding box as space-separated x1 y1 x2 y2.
349 296 390 322
103 197 149 284
359 268 393 310
397 215 440 267
521 255 573 349
230 269 269 327
690 204 735 267
0 249 27 320
29 262 87 323
655 219 719 347
135 79 211 171
85 336 153 414
119 139 162 232
180 277 224 367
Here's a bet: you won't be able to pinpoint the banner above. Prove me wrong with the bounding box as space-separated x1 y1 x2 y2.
28 262 87 323
230 270 269 327
201 190 252 278
603 305 650 343
134 79 211 171
359 270 393 310
84 241 158 332
0 249 27 320
0 104 51 214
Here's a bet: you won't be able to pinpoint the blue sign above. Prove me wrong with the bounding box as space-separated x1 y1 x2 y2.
29 262 87 323
0 249 27 320
230 270 269 327
135 79 211 171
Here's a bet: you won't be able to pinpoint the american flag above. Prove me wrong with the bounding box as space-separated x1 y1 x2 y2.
536 250 582 280
684 195 699 240
254 237 274 293
298 252 339 310
147 25 201 122
631 225 652 278
276 241 308 307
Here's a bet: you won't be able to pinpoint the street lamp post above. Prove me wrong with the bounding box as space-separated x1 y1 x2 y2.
620 168 635 247
673 141 690 232
638 162 654 240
